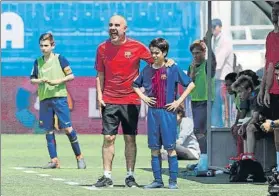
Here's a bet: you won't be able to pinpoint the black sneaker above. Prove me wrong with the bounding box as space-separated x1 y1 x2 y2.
268 172 279 186
125 175 138 188
93 176 113 188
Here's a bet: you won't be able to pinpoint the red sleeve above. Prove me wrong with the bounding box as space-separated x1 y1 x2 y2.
139 43 153 65
95 45 105 72
265 33 271 70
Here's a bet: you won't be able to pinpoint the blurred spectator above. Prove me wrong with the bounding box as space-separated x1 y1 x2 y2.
225 72 246 158
161 106 200 161
232 75 264 160
210 18 234 128
188 40 216 154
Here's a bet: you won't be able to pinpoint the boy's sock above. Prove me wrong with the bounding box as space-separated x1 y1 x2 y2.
151 155 162 182
168 155 178 183
46 132 57 159
66 129 81 156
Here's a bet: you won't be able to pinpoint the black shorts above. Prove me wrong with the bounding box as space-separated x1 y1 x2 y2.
261 94 279 120
101 104 140 135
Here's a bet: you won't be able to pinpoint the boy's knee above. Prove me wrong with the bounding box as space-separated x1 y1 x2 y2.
167 149 177 156
46 130 54 135
63 127 73 134
151 150 160 156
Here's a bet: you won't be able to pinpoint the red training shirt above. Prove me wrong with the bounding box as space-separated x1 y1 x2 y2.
95 38 153 104
265 31 279 94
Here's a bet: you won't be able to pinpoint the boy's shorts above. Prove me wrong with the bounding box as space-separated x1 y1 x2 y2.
39 97 72 131
147 108 177 150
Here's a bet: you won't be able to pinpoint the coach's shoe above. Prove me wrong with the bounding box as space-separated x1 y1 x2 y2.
125 175 138 188
42 158 60 169
168 181 178 189
144 180 164 189
76 155 86 169
93 175 113 188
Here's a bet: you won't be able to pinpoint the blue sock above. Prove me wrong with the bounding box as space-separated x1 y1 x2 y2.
46 133 57 159
276 152 279 172
66 130 81 156
168 155 178 183
151 155 162 182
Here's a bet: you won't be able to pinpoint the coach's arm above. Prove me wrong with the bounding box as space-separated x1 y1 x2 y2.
96 71 106 107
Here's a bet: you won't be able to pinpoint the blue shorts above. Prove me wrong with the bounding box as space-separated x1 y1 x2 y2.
39 97 72 131
147 108 177 150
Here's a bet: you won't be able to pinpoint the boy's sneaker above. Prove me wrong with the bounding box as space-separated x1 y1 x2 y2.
168 181 178 189
92 175 113 188
242 153 256 161
144 181 164 189
77 158 86 169
125 175 138 187
42 158 60 169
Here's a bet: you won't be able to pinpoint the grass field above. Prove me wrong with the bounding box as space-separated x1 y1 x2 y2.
1 134 269 196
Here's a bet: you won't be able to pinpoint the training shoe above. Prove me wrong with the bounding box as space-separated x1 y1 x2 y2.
125 175 138 187
93 176 113 188
168 181 178 189
77 158 86 169
144 181 164 189
42 158 60 169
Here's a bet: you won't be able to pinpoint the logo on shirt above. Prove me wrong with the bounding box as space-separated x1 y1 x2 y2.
124 51 132 59
161 74 167 80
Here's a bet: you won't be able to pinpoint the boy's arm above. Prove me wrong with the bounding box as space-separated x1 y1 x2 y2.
30 60 45 84
165 67 195 111
133 70 156 106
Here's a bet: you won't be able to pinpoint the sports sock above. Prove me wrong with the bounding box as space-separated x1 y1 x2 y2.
46 133 57 159
66 129 81 156
151 155 162 182
168 155 178 183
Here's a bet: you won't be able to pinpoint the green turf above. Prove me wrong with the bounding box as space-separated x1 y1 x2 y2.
1 134 268 196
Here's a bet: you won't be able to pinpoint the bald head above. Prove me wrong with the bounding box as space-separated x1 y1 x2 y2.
108 15 127 45
109 15 127 27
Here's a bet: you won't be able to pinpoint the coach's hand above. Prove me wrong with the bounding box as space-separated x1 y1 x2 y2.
165 58 175 67
261 120 273 133
165 100 180 112
257 90 264 106
98 97 106 117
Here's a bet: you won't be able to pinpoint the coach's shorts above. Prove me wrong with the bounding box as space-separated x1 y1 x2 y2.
147 108 177 150
261 94 279 120
39 97 72 131
101 104 140 135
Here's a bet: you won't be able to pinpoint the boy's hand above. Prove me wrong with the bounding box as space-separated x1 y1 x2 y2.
46 79 63 86
165 100 181 112
165 58 175 67
142 95 156 107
